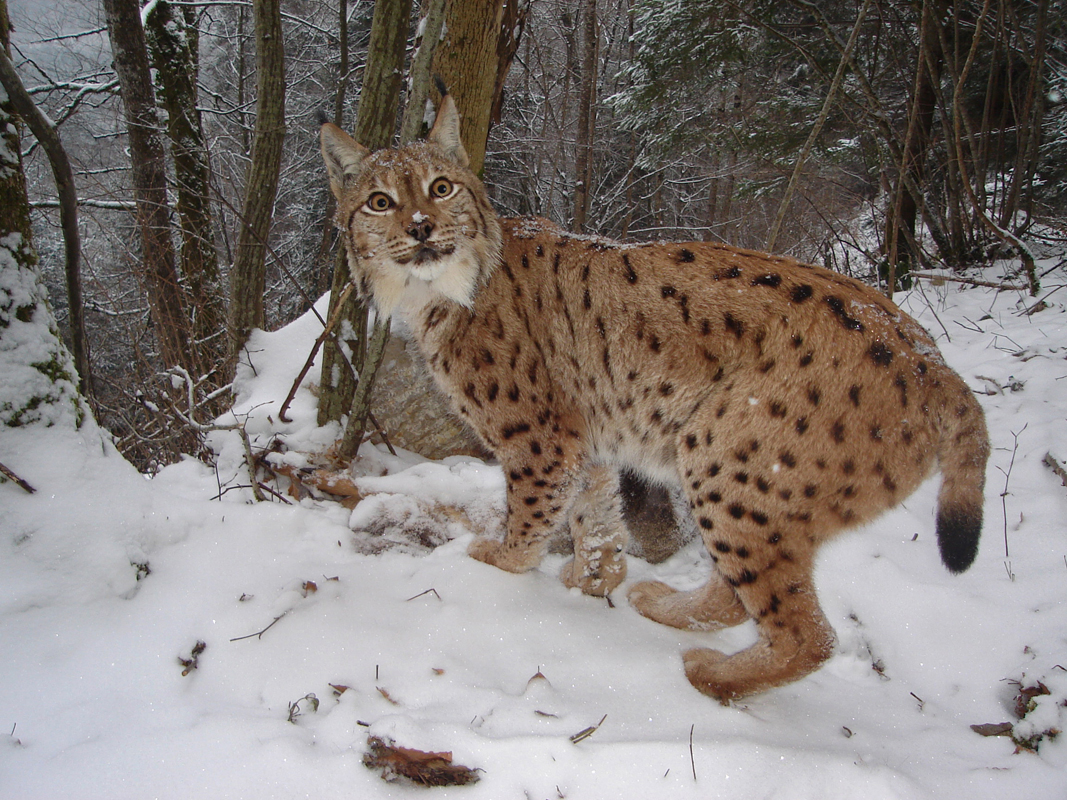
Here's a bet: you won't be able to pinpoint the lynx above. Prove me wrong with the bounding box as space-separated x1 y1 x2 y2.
320 93 990 701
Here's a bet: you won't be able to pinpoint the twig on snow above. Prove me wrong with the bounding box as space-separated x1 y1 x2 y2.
569 714 607 744
689 723 697 781
230 610 289 642
0 461 36 494
1044 453 1067 488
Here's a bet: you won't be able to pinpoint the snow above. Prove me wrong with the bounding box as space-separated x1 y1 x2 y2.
3 266 1067 799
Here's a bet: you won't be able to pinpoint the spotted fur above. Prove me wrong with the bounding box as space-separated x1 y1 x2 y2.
321 97 990 701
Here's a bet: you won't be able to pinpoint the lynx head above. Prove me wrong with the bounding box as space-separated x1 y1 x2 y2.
320 95 503 320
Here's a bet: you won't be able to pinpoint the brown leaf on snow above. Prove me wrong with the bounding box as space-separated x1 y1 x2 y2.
363 736 480 786
970 722 1014 737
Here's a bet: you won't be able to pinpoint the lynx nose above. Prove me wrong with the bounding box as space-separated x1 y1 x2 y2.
407 216 434 242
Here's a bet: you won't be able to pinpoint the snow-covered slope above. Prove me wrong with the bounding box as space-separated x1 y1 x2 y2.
3 269 1066 799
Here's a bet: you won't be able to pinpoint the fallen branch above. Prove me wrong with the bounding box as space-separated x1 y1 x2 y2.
0 461 36 494
911 271 1029 291
1044 453 1067 488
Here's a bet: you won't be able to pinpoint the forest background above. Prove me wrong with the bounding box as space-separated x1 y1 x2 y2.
2 0 1064 473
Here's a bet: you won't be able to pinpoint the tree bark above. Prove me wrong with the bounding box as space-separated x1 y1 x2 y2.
354 0 412 150
432 0 506 176
572 0 597 232
103 0 193 373
145 0 225 381
228 0 286 359
399 0 449 145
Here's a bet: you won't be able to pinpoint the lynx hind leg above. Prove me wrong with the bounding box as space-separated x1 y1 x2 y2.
558 465 628 596
684 565 836 702
628 575 749 632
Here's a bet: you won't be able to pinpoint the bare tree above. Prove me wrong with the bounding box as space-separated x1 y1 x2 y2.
228 0 286 359
145 0 226 378
102 0 193 374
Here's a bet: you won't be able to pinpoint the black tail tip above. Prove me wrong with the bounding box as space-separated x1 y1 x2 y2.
937 506 982 573
433 74 448 97
315 108 330 127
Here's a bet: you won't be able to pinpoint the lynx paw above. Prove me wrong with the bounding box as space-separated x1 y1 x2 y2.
468 536 506 567
559 554 626 597
682 647 738 702
467 537 535 574
628 580 680 620
628 580 747 631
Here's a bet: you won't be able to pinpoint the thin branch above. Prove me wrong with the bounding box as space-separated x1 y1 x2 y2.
912 271 1029 291
229 610 288 642
0 462 36 494
279 283 353 423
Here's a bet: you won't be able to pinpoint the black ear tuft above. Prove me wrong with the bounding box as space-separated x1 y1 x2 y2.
433 74 448 98
315 108 330 127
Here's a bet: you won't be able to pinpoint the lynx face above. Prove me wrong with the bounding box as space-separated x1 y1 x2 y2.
322 99 990 701
320 101 502 321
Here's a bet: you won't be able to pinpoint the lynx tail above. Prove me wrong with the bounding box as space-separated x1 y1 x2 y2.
934 388 990 573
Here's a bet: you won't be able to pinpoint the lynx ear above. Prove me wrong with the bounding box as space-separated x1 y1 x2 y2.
427 94 469 168
320 122 369 199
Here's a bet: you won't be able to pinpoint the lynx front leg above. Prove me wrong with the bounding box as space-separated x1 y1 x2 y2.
558 465 628 597
468 430 586 576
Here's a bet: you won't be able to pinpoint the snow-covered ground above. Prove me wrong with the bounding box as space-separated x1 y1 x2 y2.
3 262 1067 799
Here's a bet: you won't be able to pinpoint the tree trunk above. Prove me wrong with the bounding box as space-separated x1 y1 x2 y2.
399 0 449 145
0 46 92 399
0 0 85 428
228 0 286 358
572 0 597 232
145 0 225 382
432 0 506 176
885 0 942 291
491 0 529 127
102 0 193 373
354 0 412 149
317 0 412 432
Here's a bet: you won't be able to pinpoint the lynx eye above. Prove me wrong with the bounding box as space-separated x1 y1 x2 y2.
365 192 395 213
429 177 455 199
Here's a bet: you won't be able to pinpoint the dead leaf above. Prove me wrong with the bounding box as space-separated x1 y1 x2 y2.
971 722 1014 737
1014 681 1050 719
364 736 480 787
